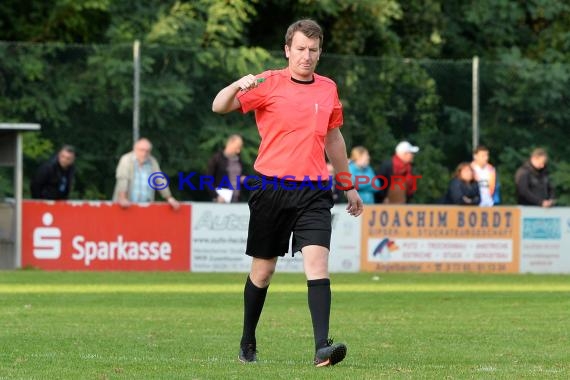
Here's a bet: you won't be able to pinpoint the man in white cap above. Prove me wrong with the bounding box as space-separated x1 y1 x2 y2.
374 141 420 204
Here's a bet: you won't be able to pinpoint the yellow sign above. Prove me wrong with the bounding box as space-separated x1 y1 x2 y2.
361 206 521 273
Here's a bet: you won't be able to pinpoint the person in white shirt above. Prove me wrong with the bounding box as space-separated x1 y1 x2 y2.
471 145 498 207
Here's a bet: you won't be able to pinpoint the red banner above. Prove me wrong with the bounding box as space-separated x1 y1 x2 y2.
23 201 191 271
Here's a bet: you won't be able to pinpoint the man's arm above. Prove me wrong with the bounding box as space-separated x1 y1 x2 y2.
212 74 259 114
325 128 363 217
515 169 542 206
114 155 132 206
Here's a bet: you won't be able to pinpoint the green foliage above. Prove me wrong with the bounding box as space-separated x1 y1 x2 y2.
0 0 110 42
22 132 54 160
550 161 570 206
496 147 528 206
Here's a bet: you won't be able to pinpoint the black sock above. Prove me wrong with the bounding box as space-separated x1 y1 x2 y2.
240 275 268 347
307 278 331 351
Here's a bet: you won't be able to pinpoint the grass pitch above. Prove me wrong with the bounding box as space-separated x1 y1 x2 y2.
1 272 569 379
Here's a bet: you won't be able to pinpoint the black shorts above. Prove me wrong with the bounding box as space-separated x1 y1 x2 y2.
245 175 334 259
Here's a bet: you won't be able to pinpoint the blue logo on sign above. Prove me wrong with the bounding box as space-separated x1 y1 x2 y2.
523 218 561 240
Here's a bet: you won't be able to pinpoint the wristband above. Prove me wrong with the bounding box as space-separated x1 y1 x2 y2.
344 185 355 191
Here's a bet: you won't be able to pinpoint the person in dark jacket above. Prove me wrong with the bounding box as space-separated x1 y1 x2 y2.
515 148 555 207
206 134 244 202
30 145 76 200
444 162 480 205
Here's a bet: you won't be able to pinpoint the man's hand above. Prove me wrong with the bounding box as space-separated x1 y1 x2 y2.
167 196 181 210
542 199 553 208
345 189 364 217
234 74 261 92
118 196 130 209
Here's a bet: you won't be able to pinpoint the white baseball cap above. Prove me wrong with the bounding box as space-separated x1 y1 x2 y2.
395 141 420 154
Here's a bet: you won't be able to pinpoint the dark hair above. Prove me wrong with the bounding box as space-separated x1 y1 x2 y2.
60 144 76 154
285 19 323 48
473 145 488 154
454 162 474 181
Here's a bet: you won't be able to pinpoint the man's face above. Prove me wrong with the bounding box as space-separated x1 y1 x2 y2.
58 150 75 169
473 150 489 167
399 152 415 164
229 139 243 155
532 155 547 169
134 141 151 163
285 31 321 81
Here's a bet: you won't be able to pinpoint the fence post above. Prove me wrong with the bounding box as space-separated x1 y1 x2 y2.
133 40 141 145
472 56 480 149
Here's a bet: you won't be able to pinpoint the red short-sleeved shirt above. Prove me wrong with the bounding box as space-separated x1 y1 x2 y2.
237 68 343 181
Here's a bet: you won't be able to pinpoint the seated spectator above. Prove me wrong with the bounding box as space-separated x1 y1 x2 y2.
348 146 378 204
444 162 480 205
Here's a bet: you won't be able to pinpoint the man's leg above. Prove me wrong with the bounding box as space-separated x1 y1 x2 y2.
303 245 331 350
239 256 278 363
302 245 346 367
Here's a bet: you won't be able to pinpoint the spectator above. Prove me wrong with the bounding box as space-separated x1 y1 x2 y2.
444 162 480 205
30 145 76 200
326 161 344 204
375 141 419 204
515 148 555 207
471 145 499 206
348 147 378 204
206 134 244 203
112 137 180 210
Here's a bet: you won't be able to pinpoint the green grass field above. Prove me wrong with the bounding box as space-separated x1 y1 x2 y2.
1 272 569 379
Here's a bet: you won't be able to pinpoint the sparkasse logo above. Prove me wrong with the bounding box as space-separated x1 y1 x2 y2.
33 212 61 259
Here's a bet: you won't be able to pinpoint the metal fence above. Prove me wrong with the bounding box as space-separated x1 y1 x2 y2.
1 41 569 205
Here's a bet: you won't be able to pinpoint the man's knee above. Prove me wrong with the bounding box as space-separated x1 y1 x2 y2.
250 258 277 287
250 269 274 287
302 245 329 279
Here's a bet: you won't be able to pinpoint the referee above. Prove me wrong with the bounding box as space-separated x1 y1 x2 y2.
212 19 363 367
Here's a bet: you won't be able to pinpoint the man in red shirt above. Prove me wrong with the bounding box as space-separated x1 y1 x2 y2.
212 19 362 367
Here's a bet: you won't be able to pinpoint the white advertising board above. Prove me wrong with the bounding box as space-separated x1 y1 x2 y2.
519 207 570 273
191 203 361 273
